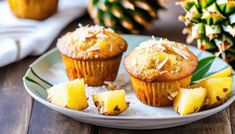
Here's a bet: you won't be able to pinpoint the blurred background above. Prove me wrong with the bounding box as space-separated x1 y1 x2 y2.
0 0 187 67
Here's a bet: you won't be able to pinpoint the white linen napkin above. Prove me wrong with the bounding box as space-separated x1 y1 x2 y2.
0 0 88 67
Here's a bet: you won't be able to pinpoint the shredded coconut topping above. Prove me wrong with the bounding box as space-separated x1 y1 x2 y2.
135 37 166 52
170 66 180 74
72 24 114 43
135 37 189 60
130 37 192 73
159 70 168 75
172 46 188 60
157 58 168 70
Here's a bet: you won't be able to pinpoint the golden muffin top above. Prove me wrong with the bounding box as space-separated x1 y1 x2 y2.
57 25 127 60
124 37 198 82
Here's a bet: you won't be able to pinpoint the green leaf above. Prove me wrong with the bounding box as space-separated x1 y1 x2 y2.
30 67 53 87
24 76 48 90
191 56 216 82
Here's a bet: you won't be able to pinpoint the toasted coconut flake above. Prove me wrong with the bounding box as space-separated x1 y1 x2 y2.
72 24 114 43
159 70 168 75
170 66 180 74
157 58 168 70
87 47 100 51
167 96 173 101
94 55 99 58
96 33 108 38
135 37 166 52
167 91 178 101
172 46 188 60
104 81 118 90
155 57 159 66
170 91 178 98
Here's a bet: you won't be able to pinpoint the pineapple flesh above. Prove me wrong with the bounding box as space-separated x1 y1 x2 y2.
178 0 235 66
192 77 233 108
92 90 129 115
47 79 89 110
208 67 233 78
173 87 207 115
192 67 233 108
88 0 164 34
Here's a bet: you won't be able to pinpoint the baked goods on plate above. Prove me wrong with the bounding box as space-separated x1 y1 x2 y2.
57 25 127 86
124 37 198 106
23 34 234 129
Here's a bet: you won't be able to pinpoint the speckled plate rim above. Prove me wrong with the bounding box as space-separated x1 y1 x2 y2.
23 34 235 121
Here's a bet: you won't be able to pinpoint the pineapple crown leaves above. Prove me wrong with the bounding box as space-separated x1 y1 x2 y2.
178 0 235 64
89 0 164 34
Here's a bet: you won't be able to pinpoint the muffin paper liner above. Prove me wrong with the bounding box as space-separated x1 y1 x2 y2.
130 75 192 106
61 54 122 86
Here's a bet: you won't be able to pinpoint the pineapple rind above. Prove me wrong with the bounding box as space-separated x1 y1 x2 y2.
178 0 235 64
89 0 163 34
192 77 233 108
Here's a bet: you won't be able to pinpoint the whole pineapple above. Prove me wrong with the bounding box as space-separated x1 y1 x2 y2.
88 0 164 34
177 0 235 66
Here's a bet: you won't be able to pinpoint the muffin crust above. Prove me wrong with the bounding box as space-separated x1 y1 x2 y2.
57 25 127 60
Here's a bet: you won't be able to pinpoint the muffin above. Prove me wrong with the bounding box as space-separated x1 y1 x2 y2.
8 0 58 20
124 37 198 106
57 25 127 86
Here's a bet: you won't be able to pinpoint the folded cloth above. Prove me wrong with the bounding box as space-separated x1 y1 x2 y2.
0 0 88 67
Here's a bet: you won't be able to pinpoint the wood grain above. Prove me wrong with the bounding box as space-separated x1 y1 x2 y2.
0 58 34 134
98 109 232 134
229 103 235 133
27 101 93 134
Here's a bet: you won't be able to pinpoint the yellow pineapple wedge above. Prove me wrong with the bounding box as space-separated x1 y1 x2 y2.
47 79 88 110
207 67 233 79
192 77 233 108
173 88 207 115
92 90 129 115
47 83 67 107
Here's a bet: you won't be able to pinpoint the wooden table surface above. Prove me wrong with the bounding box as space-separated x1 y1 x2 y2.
0 12 235 134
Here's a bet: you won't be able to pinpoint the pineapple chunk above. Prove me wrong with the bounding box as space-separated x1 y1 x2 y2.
207 67 232 79
47 79 88 110
157 51 177 66
47 83 67 107
66 79 88 110
92 90 129 115
98 39 110 51
173 88 207 115
192 77 233 108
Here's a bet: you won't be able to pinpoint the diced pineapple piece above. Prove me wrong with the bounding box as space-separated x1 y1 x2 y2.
157 51 177 65
47 79 88 110
66 79 88 110
47 83 67 107
98 39 110 50
192 77 232 108
207 67 232 79
92 90 129 115
173 88 207 115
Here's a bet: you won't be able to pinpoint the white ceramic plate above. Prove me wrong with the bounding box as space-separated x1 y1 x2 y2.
23 35 235 129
